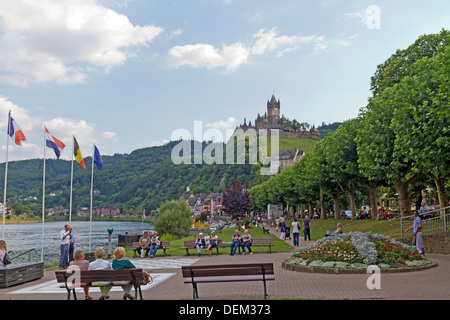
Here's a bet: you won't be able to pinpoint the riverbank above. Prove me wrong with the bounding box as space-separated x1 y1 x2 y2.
1 216 155 225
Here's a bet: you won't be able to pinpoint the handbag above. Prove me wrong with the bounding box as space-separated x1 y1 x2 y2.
2 251 12 265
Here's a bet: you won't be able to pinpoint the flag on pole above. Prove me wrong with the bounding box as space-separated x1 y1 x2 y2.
73 136 86 169
45 127 65 159
93 145 103 170
8 113 26 146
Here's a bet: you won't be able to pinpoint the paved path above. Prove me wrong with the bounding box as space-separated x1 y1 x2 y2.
1 226 449 300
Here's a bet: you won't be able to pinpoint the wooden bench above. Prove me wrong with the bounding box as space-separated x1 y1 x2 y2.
0 262 44 288
237 238 275 254
130 241 170 257
181 263 274 300
182 239 223 256
55 268 145 300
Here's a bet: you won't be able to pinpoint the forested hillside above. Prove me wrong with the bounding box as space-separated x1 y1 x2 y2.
0 126 337 216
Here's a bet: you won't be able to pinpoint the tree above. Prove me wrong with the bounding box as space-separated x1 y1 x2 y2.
154 200 192 238
221 179 253 220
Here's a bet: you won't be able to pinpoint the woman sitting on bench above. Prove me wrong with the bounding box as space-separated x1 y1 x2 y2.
204 231 218 256
241 229 253 255
112 247 136 300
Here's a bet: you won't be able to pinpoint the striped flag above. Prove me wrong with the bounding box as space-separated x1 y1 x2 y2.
73 136 86 169
45 127 65 159
8 112 26 146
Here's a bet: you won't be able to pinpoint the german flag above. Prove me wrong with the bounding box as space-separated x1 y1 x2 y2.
73 136 86 169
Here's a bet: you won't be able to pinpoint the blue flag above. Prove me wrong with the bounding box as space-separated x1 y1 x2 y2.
94 145 103 170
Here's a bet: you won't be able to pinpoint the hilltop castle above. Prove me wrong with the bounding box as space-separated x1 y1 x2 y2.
236 94 319 139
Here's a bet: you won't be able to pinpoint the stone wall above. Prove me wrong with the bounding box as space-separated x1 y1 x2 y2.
397 231 450 254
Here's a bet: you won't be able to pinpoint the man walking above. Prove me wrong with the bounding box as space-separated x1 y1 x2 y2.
59 224 72 269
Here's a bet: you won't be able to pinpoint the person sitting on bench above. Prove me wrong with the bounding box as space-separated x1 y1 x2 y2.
204 231 218 256
149 232 161 258
241 229 253 255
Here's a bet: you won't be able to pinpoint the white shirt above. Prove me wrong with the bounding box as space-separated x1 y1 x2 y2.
60 230 71 245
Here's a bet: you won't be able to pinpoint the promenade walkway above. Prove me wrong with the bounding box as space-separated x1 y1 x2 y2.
1 226 449 301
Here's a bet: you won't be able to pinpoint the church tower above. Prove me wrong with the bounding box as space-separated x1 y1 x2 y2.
267 94 280 126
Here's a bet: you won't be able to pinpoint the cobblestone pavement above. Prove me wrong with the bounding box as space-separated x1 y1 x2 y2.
1 226 449 301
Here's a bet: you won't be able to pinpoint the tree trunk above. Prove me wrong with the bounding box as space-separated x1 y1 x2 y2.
368 184 378 220
332 192 341 220
428 173 449 216
394 179 413 217
347 189 356 220
320 192 327 219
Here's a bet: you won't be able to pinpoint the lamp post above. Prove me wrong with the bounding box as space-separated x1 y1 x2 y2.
107 225 114 258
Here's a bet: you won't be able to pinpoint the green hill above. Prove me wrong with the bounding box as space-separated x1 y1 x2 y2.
0 133 328 216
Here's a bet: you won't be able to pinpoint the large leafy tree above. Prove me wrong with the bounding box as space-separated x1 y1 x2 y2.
390 43 450 213
154 200 192 237
221 179 253 220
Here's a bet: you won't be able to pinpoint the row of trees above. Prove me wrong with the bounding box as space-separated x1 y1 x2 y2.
250 29 450 219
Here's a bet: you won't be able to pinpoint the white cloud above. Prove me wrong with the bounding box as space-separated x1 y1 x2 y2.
165 27 327 71
206 117 237 129
0 0 163 86
166 43 250 71
149 139 170 147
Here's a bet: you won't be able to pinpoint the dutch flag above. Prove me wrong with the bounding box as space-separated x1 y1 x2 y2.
45 127 66 159
8 113 27 146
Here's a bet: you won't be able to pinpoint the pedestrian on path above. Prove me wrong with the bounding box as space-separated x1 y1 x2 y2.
280 218 287 240
291 218 300 246
303 215 311 241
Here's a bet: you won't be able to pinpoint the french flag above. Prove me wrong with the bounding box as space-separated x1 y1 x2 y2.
45 127 66 159
8 113 27 146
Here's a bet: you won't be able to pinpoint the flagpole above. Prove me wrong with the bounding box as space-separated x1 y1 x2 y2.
2 111 11 240
69 135 74 223
41 126 46 262
89 144 94 252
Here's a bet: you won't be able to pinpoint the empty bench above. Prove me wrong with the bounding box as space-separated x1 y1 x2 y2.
130 241 170 257
182 239 223 256
55 268 145 300
0 262 44 288
181 263 274 300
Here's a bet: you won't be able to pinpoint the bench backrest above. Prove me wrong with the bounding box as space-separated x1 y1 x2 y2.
132 240 169 247
184 240 196 246
181 263 274 278
252 238 274 244
55 268 144 283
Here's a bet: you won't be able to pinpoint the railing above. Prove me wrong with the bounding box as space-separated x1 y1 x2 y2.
400 206 450 239
8 249 38 262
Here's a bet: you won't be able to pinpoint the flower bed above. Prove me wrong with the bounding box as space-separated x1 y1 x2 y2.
283 232 435 274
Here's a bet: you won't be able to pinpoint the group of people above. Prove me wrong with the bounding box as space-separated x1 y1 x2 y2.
276 216 313 246
229 229 253 255
135 231 161 258
193 231 219 256
67 246 137 300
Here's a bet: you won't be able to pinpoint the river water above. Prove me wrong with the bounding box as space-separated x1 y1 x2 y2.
1 220 154 264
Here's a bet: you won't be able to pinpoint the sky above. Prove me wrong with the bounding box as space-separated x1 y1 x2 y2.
0 0 449 162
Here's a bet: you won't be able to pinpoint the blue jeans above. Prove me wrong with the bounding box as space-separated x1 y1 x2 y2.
230 241 240 255
293 232 299 246
59 244 69 268
241 242 252 254
304 228 311 241
149 244 160 256
136 246 150 257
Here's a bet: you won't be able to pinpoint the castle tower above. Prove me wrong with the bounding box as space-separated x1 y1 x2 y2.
267 94 280 126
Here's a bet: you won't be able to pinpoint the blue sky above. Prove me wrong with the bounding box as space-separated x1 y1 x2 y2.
0 0 449 161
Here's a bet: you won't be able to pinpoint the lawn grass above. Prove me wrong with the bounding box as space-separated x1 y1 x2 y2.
123 217 405 258
124 226 293 258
